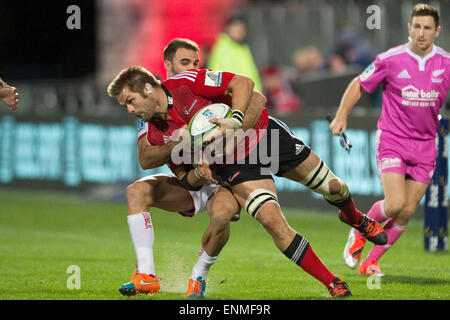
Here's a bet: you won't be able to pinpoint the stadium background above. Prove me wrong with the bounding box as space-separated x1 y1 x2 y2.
1 0 449 215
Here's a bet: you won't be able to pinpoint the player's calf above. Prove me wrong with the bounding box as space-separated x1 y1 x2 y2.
300 160 387 245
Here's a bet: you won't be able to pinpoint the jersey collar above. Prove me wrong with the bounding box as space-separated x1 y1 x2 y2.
161 84 173 110
406 41 437 71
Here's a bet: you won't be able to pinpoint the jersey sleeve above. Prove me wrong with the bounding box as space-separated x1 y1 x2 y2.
137 119 149 142
358 56 387 93
191 69 235 99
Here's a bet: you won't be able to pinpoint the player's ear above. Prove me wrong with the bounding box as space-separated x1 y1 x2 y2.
164 60 171 71
435 26 441 37
145 83 153 95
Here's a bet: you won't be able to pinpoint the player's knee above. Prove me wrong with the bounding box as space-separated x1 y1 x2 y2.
384 199 406 217
126 181 155 207
301 160 349 202
328 178 345 195
396 205 415 224
210 206 234 227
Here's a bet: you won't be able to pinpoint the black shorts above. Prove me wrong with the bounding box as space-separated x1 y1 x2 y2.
215 116 311 186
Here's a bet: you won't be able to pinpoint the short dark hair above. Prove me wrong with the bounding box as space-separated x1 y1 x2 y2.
107 66 160 98
410 3 440 27
163 38 199 62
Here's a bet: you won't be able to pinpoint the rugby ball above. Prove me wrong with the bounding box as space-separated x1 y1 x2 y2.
188 103 232 147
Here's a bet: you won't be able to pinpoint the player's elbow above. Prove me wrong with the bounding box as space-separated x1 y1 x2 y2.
138 154 161 170
233 74 255 92
138 156 151 170
253 90 267 106
244 75 255 92
351 77 364 95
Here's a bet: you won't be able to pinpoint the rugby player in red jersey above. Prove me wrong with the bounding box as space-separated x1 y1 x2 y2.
115 39 241 298
108 59 387 298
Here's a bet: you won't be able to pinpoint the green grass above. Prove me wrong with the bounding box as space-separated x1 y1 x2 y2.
0 189 449 300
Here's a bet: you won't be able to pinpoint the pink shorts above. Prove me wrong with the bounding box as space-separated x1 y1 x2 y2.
375 130 436 184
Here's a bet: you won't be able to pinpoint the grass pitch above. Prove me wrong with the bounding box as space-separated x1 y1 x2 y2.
0 189 449 300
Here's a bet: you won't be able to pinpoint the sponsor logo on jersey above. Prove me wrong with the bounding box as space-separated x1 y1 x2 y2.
205 70 223 87
138 119 144 131
359 63 375 81
401 85 439 101
431 68 444 83
397 69 411 79
184 99 198 115
432 68 445 77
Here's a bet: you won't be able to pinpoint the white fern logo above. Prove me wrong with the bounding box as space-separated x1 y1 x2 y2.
432 69 445 77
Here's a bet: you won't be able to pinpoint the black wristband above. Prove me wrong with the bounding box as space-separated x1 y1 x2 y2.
181 172 202 191
231 110 244 125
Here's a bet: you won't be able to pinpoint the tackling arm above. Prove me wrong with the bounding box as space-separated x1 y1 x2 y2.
176 167 206 191
212 75 263 132
225 74 254 115
241 90 266 131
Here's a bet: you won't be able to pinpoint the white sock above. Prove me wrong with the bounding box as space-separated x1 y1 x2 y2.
127 212 155 275
191 248 218 280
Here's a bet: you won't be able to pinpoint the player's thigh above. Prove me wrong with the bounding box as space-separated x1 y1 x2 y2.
280 150 321 181
206 187 240 222
380 172 407 215
404 178 429 209
231 179 290 230
129 174 194 213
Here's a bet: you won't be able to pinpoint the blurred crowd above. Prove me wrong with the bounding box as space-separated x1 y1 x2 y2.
203 16 379 116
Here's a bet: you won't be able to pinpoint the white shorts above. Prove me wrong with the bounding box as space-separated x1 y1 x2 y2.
184 180 220 216
138 174 220 217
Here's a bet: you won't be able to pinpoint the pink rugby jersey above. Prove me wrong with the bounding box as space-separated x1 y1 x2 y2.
358 43 450 140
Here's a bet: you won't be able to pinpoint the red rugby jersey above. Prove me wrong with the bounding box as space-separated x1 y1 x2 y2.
137 118 182 173
164 69 269 160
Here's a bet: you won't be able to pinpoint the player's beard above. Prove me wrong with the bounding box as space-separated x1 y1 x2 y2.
138 111 152 122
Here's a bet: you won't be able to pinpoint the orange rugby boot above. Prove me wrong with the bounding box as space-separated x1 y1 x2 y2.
359 259 384 276
343 228 367 269
119 268 160 296
186 276 206 298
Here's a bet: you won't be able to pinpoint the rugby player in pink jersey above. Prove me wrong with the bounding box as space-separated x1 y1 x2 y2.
330 3 450 275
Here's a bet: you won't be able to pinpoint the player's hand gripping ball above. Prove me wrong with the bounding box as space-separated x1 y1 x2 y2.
188 103 232 147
